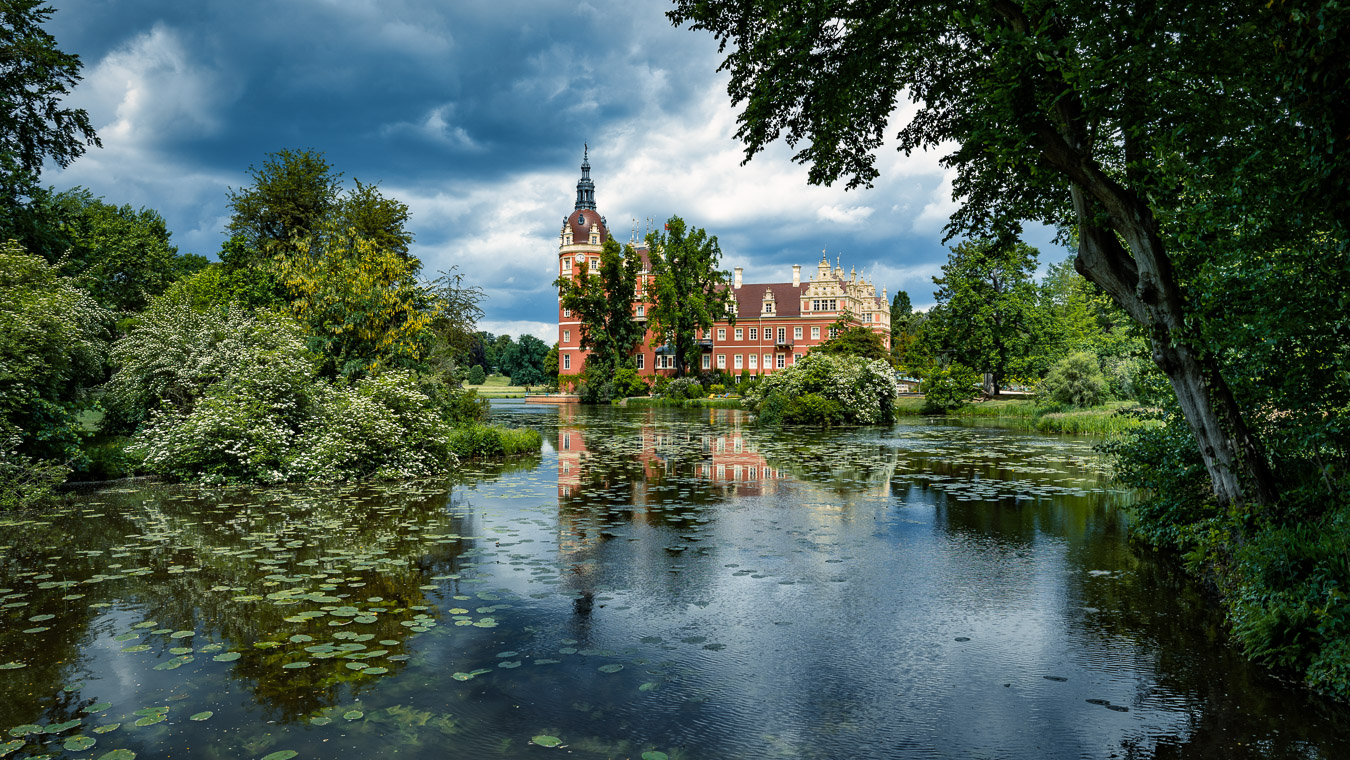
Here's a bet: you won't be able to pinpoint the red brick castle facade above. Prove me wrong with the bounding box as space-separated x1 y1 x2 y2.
557 150 890 385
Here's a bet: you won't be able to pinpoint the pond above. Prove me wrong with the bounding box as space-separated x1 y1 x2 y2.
2 403 1347 760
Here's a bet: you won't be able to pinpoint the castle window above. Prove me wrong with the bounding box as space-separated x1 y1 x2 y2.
717 328 726 341
749 328 757 341
717 354 726 368
636 304 645 317
590 235 598 244
563 308 571 317
763 353 771 368
702 354 710 369
563 354 571 370
735 328 743 341
793 353 802 363
811 327 820 339
777 354 785 368
794 327 802 340
734 354 743 369
564 330 570 344
777 327 786 343
748 354 757 369
636 354 644 370
764 302 774 313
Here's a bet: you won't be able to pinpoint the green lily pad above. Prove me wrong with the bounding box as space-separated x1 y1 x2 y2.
0 741 24 757
92 724 120 735
638 682 659 692
169 631 194 639
342 710 363 721
498 661 522 669
0 662 26 670
362 667 388 675
27 614 55 622
63 735 96 751
120 645 151 653
597 664 624 673
260 751 297 760
133 715 165 727
49 719 82 733
6 725 40 737
642 752 669 760
282 661 311 669
22 627 50 634
212 652 241 662
288 635 313 643
189 712 212 721
531 735 563 748
83 703 112 713
97 750 136 760
309 717 331 726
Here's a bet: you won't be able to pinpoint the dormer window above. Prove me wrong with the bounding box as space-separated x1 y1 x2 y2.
763 302 774 314
590 235 598 244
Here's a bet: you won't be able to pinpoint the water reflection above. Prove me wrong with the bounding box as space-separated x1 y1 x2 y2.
0 405 1346 760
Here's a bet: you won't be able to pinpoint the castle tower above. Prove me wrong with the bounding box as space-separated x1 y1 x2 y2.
557 147 609 382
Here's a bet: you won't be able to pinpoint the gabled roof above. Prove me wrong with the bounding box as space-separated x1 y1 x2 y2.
732 282 808 318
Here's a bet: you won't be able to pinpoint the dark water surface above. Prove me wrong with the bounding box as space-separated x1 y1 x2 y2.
2 403 1347 759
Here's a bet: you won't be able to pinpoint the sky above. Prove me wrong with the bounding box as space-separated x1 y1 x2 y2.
44 0 1064 341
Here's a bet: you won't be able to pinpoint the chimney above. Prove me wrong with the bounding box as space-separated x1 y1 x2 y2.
792 264 801 287
734 267 743 289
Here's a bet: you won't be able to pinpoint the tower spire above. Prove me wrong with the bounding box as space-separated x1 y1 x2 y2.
575 144 596 211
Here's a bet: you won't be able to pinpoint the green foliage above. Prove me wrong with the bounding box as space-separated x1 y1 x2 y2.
555 236 645 380
445 424 543 460
745 353 899 425
0 434 69 511
708 383 725 395
334 179 414 259
497 334 549 386
1038 352 1107 409
923 239 1043 391
0 240 112 460
644 216 736 376
37 188 182 312
225 149 342 261
611 367 650 398
656 376 703 400
544 343 559 379
817 321 890 361
0 1 99 219
919 363 979 415
466 365 486 385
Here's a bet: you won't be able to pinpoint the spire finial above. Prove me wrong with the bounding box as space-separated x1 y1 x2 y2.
574 145 596 211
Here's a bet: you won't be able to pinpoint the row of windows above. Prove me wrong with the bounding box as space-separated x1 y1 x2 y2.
716 353 796 370
811 299 838 311
718 326 818 342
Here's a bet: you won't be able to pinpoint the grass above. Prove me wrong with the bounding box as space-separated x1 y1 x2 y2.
446 424 543 460
894 396 1159 436
465 375 532 398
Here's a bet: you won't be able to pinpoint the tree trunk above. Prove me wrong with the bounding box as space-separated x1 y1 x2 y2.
1070 186 1279 508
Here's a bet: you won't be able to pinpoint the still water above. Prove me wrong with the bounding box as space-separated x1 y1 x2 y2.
1 403 1347 760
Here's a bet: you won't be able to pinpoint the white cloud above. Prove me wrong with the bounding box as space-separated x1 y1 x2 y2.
381 104 482 151
478 320 557 343
912 169 959 235
816 204 875 225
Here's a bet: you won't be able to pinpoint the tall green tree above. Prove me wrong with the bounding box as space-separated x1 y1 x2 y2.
889 289 916 368
925 239 1042 395
225 149 342 263
667 0 1318 506
554 236 645 377
818 319 890 362
644 216 735 376
499 334 549 386
334 179 414 259
0 1 99 217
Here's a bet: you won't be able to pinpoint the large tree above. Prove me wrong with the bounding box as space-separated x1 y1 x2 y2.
928 239 1043 395
554 236 645 378
225 149 343 262
667 0 1313 506
644 216 735 376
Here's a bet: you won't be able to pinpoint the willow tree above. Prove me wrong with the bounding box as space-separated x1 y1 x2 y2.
645 216 735 377
668 0 1306 506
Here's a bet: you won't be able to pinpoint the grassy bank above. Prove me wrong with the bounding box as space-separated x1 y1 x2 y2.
446 424 542 460
464 375 532 398
895 397 1158 436
625 396 744 409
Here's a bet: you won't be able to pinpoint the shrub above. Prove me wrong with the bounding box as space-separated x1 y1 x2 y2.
0 434 70 511
744 353 900 425
658 376 703 400
1039 351 1107 408
709 383 725 395
919 363 979 414
612 367 650 398
446 424 543 459
467 365 486 385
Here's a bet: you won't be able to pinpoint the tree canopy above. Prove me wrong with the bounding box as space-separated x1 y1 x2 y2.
644 216 735 376
666 0 1347 507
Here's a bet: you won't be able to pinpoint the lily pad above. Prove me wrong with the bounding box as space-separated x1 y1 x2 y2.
642 752 669 760
212 652 241 662
309 717 331 726
362 667 388 675
0 662 26 670
83 703 112 713
0 741 24 758
342 710 363 721
6 725 40 737
597 663 624 673
260 752 297 760
189 712 213 722
63 735 97 751
98 751 136 760
133 715 166 727
531 735 563 748
282 661 311 669
92 724 120 735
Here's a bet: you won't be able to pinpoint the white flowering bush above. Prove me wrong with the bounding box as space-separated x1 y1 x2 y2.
119 296 467 484
744 353 901 425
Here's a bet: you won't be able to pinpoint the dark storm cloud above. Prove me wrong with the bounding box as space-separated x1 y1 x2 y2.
44 1 1064 338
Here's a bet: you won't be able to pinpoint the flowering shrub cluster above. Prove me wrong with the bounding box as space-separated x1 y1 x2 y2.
744 353 900 425
117 297 467 484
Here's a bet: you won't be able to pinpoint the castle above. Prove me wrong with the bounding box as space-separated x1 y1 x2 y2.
556 149 890 384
